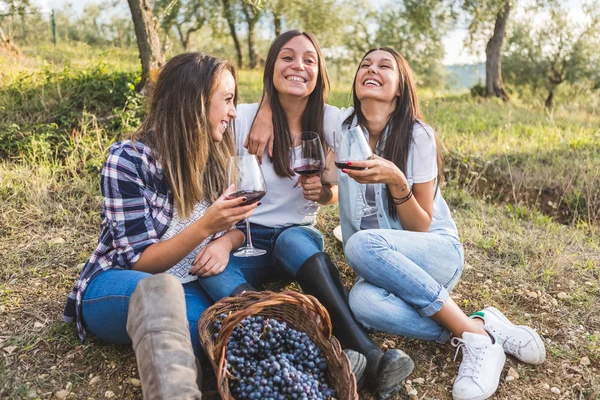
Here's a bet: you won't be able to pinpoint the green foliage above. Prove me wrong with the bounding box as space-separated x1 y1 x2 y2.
0 61 142 168
0 63 140 128
338 0 452 89
461 0 511 53
266 0 344 47
503 0 600 106
154 0 219 50
375 0 452 88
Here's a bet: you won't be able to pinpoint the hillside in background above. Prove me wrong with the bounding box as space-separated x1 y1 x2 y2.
446 62 485 90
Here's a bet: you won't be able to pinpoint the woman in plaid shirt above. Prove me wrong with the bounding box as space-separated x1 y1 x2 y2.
63 53 258 399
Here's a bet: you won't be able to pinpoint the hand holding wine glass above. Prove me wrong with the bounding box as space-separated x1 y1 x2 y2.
333 126 379 217
225 155 267 257
201 185 259 234
298 174 323 201
290 131 325 216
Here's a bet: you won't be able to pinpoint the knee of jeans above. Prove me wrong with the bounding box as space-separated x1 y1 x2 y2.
277 226 323 251
344 230 383 271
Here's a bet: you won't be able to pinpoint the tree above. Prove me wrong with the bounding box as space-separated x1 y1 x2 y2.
127 0 165 93
155 0 218 51
265 0 345 47
0 0 32 52
221 0 243 68
503 1 600 108
463 0 512 101
240 0 262 68
341 0 453 89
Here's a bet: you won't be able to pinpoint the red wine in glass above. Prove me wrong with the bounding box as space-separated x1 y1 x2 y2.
293 165 324 176
334 161 367 170
333 127 379 217
290 131 326 216
225 190 266 206
227 155 267 257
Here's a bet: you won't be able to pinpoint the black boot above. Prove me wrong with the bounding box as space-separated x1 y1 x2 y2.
230 282 257 296
296 252 414 399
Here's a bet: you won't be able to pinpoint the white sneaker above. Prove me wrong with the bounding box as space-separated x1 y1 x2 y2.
452 331 506 400
471 307 546 365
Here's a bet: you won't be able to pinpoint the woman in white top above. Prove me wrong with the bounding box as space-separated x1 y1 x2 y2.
193 31 413 399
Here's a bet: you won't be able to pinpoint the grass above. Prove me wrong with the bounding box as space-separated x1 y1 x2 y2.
0 45 599 399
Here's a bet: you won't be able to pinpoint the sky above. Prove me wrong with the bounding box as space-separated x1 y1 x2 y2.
34 0 586 66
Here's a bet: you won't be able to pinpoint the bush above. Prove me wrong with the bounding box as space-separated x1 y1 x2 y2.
0 63 141 128
0 63 145 164
470 82 487 98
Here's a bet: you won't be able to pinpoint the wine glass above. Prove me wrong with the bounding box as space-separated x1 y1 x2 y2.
226 155 267 257
290 131 326 216
333 125 379 217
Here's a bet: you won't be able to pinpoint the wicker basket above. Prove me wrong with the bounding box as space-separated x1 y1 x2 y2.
198 290 358 400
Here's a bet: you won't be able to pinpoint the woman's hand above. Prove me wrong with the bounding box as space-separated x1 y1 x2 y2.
298 175 323 201
201 185 259 234
244 98 273 159
341 155 408 189
189 237 232 277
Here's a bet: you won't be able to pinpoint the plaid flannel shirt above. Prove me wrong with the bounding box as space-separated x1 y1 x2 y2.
63 140 173 341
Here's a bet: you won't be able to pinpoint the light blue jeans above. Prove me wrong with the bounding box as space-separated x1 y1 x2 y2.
346 229 464 343
81 269 213 357
198 223 324 301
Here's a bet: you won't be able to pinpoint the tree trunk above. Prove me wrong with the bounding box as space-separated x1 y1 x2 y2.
126 0 165 94
241 3 260 69
485 0 511 101
273 13 281 37
247 19 257 69
175 24 189 51
544 90 554 108
117 25 124 48
222 0 243 69
0 26 20 54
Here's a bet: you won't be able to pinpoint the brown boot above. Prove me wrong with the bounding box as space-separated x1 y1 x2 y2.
126 274 202 400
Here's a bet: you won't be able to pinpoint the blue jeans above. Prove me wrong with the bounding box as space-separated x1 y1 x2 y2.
346 229 464 343
198 223 324 301
81 269 212 357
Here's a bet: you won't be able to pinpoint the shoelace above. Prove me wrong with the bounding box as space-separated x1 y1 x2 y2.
501 335 522 354
451 337 484 378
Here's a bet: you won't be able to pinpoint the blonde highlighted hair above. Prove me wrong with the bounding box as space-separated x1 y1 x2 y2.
132 52 237 218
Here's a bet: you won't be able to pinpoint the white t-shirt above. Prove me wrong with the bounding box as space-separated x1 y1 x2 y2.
234 103 336 228
410 122 438 184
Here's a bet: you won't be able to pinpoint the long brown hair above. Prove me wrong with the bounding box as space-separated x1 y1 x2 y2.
350 47 444 219
132 52 237 218
259 30 330 178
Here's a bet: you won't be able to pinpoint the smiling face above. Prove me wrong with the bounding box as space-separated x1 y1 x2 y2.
355 50 401 104
208 69 237 142
272 35 319 99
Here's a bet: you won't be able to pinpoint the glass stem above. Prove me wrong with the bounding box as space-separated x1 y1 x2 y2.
245 218 254 249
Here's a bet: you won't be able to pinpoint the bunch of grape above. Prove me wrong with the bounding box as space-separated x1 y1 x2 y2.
212 313 337 400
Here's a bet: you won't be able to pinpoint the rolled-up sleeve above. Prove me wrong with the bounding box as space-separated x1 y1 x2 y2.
102 146 160 269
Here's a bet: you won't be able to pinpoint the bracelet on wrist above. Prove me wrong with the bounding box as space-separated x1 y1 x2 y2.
390 189 412 202
392 190 413 205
